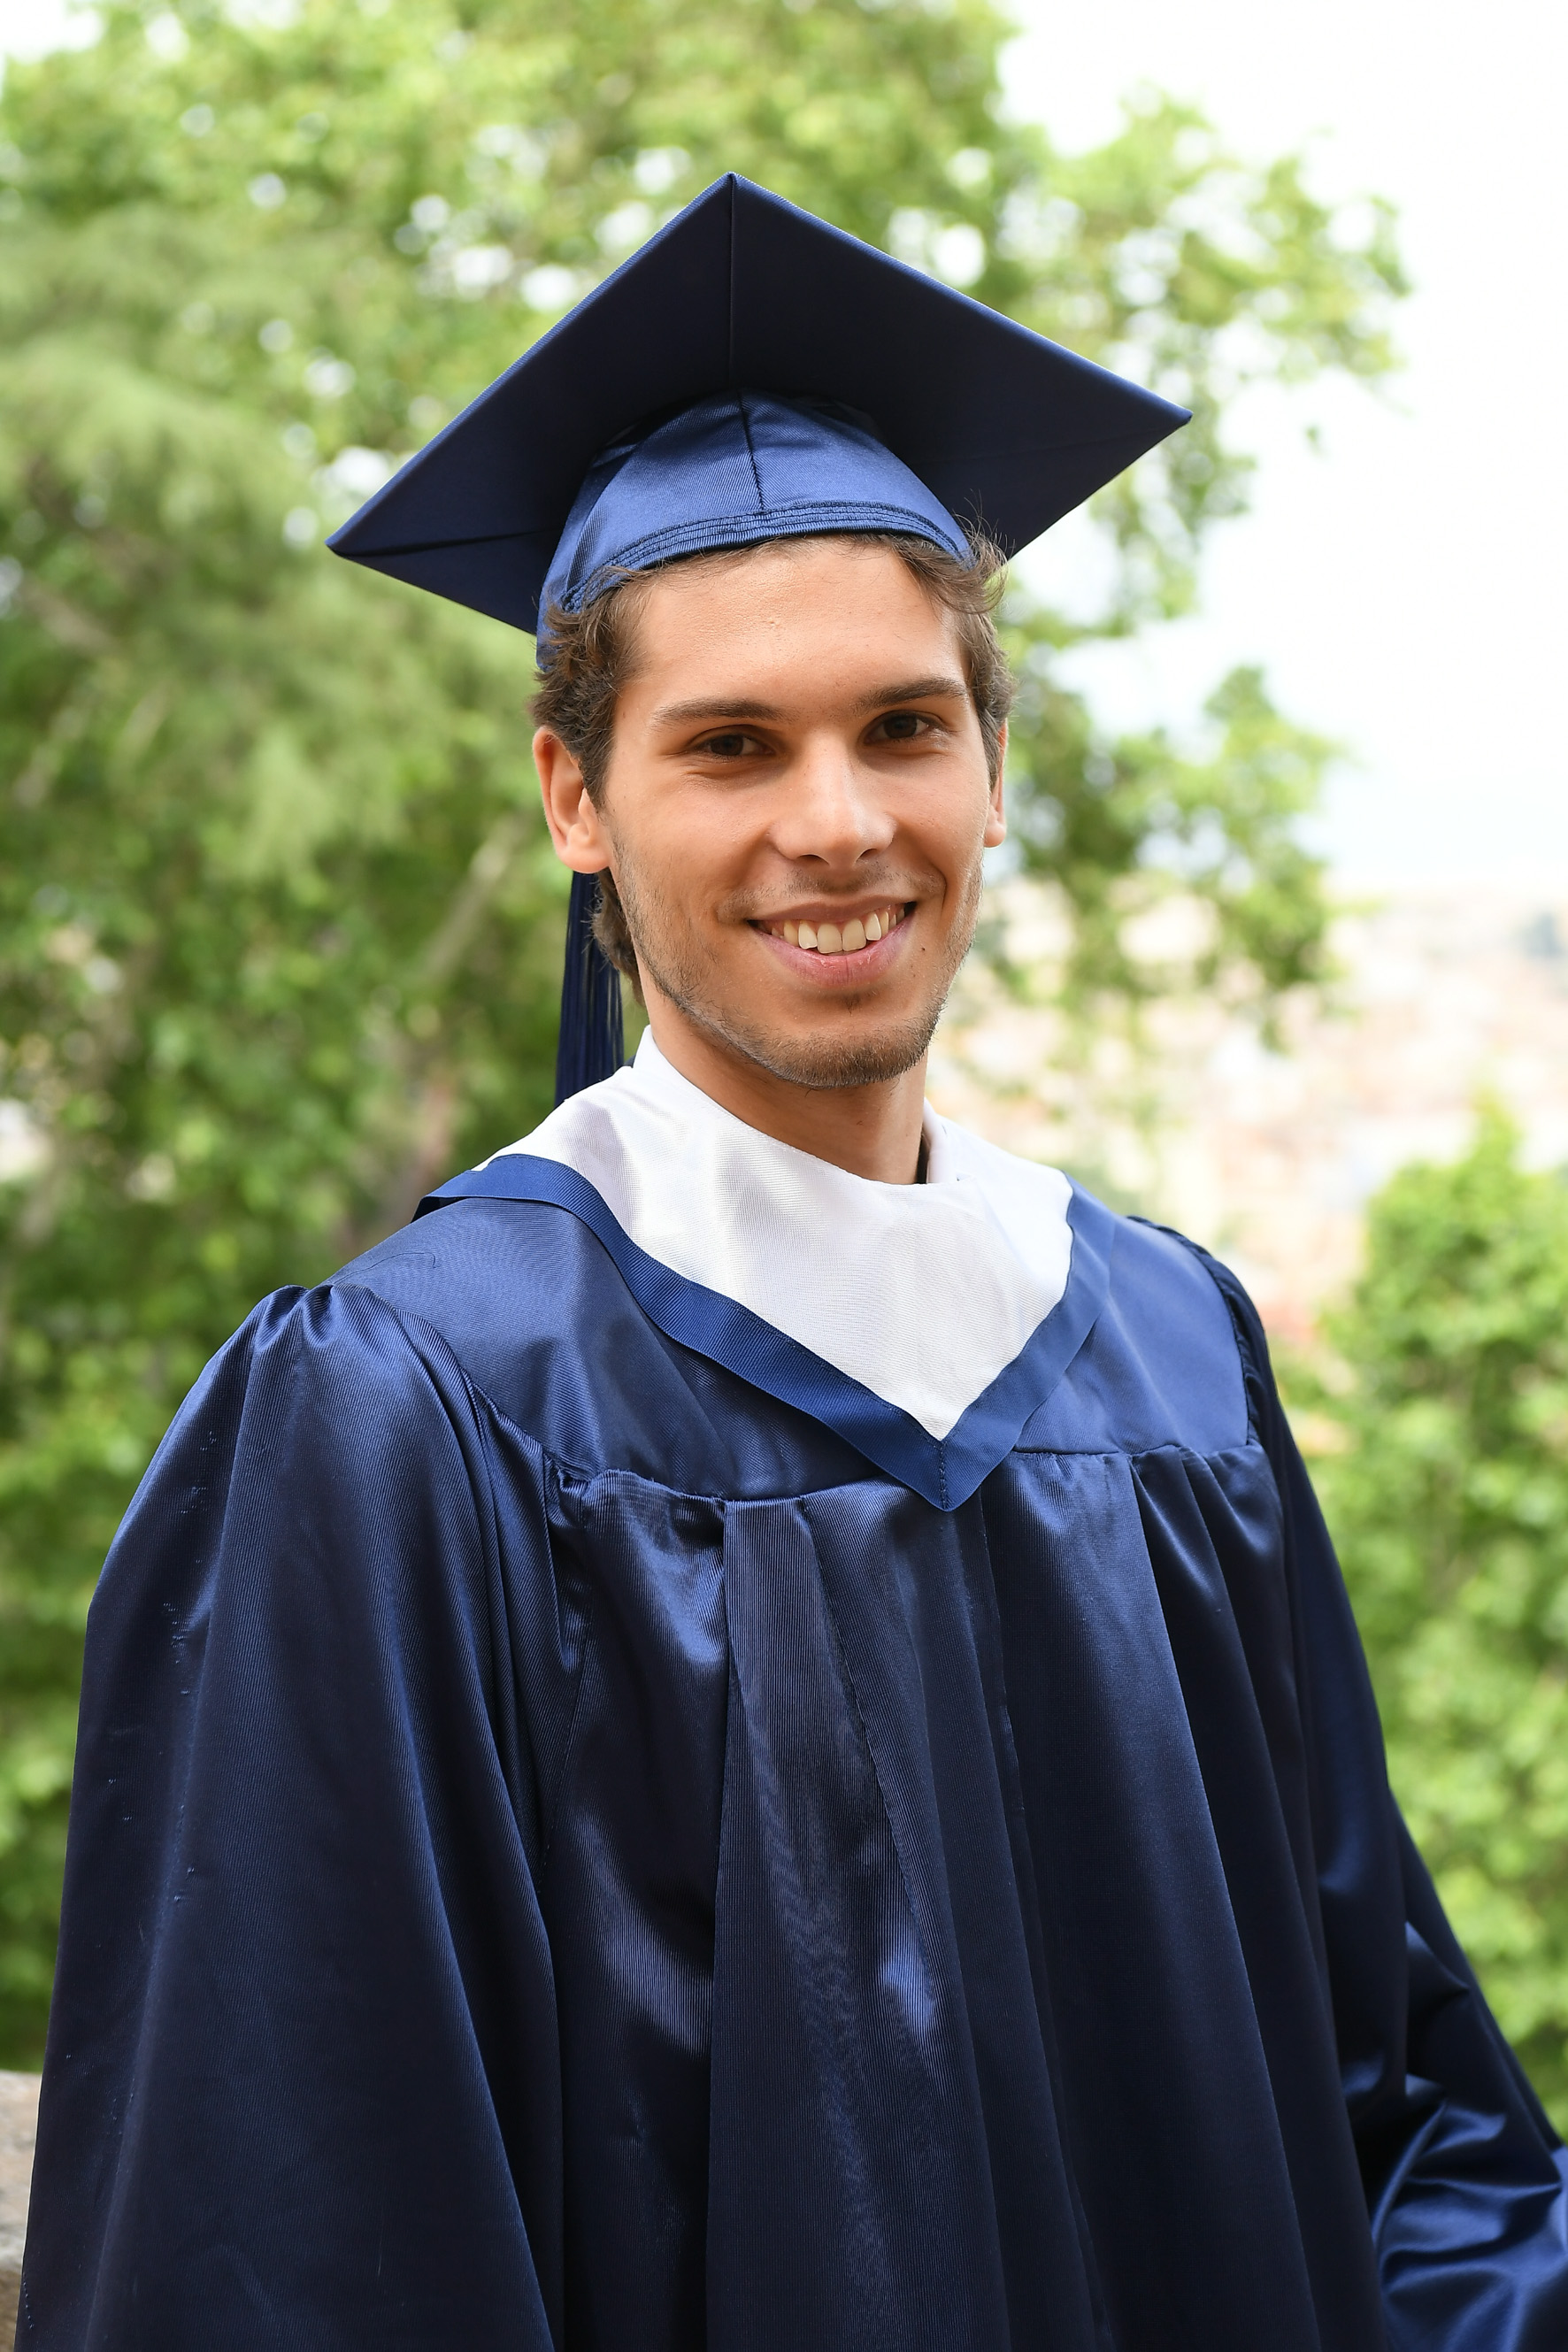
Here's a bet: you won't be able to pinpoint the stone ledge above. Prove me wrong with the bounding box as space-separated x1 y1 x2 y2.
0 2072 40 2351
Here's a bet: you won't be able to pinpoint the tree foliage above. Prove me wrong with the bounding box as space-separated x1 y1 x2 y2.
998 658 1341 1026
0 0 1402 2061
1290 1116 1568 2130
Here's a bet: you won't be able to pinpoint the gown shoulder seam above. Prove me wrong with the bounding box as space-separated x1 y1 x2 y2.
319 1274 604 1482
318 1275 753 1506
1125 1218 1272 1447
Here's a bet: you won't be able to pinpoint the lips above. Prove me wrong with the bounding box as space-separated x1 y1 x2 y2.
764 903 908 956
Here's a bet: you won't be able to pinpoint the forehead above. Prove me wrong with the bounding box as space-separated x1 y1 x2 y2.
625 538 963 693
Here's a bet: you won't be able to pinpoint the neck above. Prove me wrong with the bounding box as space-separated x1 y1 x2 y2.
643 1002 929 1184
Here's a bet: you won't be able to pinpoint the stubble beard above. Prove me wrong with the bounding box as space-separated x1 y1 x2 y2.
613 854 985 1091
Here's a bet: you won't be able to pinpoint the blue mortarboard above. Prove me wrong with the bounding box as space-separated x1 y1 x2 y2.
329 173 1188 1101
536 390 971 638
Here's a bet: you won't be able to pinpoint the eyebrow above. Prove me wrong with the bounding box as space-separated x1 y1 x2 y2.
651 676 971 729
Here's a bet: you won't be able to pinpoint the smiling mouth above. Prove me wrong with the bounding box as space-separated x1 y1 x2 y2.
760 903 910 957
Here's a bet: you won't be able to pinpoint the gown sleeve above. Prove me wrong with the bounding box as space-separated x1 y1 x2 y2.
19 1281 575 2352
1202 1251 1568 2352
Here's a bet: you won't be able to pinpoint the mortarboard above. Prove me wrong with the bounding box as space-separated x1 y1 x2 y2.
329 173 1188 1102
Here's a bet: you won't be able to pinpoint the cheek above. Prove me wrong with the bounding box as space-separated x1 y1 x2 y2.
909 770 995 872
611 801 734 928
642 786 765 880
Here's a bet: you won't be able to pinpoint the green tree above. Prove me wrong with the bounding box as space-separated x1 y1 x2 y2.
0 0 1402 2060
1290 1115 1568 2129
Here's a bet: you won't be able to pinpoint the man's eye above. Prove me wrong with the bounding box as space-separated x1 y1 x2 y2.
696 731 763 757
872 711 932 742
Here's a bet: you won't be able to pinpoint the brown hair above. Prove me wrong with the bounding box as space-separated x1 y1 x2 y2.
533 530 1014 982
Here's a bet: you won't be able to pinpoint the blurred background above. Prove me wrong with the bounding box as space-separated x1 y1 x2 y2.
3 0 1567 2127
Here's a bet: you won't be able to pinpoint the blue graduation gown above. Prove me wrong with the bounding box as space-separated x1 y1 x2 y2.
19 1186 1568 2348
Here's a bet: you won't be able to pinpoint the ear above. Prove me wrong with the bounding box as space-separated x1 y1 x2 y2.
534 728 614 872
983 719 1007 849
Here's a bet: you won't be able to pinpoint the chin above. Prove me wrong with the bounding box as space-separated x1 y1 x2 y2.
723 1009 940 1091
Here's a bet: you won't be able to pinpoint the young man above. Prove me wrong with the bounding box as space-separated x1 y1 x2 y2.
21 179 1568 2348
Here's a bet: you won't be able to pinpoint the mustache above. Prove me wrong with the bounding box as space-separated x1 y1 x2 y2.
717 871 938 924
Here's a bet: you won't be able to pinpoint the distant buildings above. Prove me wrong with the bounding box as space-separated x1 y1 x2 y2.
933 884 1568 1348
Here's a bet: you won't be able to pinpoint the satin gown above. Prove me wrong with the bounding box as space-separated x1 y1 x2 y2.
20 1179 1568 2349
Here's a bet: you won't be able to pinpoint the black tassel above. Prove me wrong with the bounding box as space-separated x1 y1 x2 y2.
553 870 625 1104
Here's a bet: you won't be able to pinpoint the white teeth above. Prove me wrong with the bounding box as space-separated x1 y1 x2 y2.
780 905 907 953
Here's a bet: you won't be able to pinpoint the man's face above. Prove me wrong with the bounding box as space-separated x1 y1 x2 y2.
540 538 1005 1091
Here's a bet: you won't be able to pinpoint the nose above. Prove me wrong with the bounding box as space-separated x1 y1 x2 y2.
767 731 896 869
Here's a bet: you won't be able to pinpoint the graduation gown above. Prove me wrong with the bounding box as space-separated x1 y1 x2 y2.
20 1040 1568 2350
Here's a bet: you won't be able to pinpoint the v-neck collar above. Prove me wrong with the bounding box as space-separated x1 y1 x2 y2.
418 1037 1114 1508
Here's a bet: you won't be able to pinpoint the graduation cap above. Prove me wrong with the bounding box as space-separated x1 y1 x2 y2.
329 173 1188 1102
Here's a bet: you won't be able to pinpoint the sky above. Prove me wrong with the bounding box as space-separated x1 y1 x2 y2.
1006 0 1568 886
5 0 1564 885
